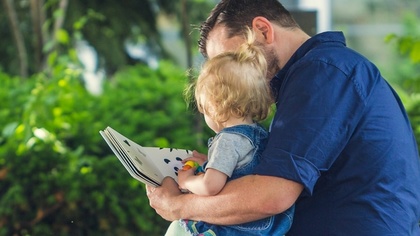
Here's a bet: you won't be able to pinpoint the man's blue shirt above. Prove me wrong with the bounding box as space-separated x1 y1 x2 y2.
253 31 420 235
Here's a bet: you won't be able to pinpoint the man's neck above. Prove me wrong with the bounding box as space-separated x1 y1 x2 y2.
274 27 310 69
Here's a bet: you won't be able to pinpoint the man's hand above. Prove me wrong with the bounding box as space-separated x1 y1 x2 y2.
146 177 184 221
146 175 303 225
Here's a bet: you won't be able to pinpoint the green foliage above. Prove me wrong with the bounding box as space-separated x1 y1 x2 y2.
0 58 202 235
386 12 420 148
98 61 198 149
1 0 214 76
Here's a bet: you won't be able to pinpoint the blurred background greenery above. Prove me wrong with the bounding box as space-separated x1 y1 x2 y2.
0 0 419 235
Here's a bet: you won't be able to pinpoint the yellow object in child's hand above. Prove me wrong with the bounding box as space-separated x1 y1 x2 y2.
182 161 199 170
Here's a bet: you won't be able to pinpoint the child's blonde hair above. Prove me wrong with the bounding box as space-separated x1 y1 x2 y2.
192 28 273 124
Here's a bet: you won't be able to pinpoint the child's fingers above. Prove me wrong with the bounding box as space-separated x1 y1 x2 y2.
182 160 199 170
182 150 208 164
192 150 208 160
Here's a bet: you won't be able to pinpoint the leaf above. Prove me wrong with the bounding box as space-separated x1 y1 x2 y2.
43 40 55 53
2 122 18 138
56 29 70 45
409 41 420 64
398 37 413 55
384 33 397 43
73 16 88 30
53 8 64 19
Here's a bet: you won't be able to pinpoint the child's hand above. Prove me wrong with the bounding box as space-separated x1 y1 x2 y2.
177 168 195 191
182 150 208 165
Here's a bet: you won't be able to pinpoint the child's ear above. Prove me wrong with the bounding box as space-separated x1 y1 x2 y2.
252 17 274 44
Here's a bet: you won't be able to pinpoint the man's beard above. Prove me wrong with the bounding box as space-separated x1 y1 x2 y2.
265 47 280 80
253 40 280 80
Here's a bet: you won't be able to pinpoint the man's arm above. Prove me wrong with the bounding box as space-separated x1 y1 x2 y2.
147 174 303 225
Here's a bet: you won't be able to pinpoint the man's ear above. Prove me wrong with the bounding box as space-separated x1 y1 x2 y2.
252 17 274 44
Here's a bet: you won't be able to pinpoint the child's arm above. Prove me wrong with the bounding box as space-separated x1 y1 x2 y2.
178 167 228 196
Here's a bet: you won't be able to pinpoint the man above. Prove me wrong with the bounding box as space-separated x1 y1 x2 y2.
147 0 420 235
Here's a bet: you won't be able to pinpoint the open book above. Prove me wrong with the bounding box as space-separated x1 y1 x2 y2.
99 126 192 187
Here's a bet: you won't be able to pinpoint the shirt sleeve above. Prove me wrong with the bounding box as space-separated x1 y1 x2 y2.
254 59 368 195
206 132 254 177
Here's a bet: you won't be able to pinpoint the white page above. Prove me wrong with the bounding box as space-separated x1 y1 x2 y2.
100 126 192 186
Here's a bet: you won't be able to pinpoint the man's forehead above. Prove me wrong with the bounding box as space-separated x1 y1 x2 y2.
206 26 245 59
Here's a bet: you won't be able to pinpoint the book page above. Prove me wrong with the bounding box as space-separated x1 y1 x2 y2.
142 147 192 183
100 128 161 186
100 127 192 186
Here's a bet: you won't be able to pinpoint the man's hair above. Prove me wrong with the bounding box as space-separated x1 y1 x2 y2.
192 28 273 124
199 0 299 58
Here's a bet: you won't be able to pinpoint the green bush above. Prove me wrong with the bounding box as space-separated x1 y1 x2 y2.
0 61 203 235
386 13 420 148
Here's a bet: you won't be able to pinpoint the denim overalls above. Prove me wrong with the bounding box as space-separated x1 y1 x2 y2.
183 124 295 236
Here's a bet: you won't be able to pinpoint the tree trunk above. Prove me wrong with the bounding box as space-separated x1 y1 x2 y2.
30 0 45 71
181 0 193 70
53 0 69 35
3 0 28 78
